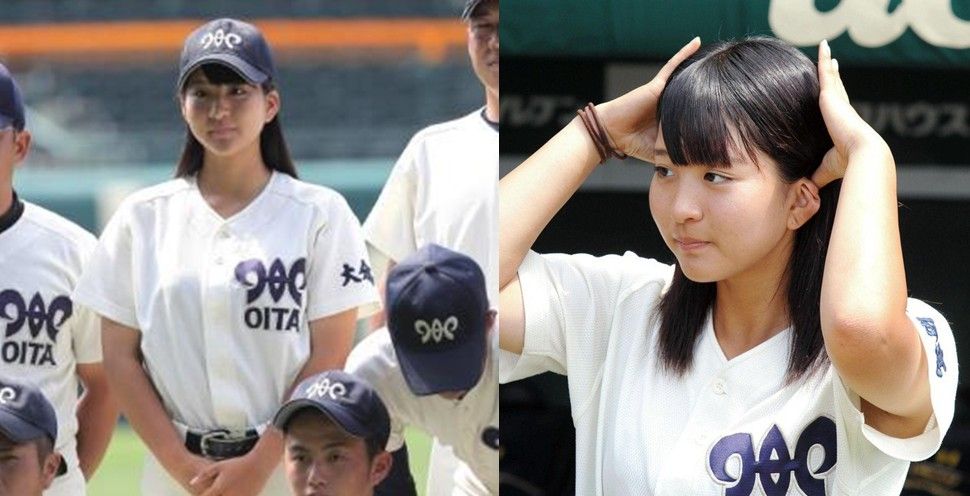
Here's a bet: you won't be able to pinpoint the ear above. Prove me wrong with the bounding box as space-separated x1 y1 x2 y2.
787 178 821 230
369 451 393 485
484 310 497 333
40 452 60 489
264 89 280 123
12 130 31 165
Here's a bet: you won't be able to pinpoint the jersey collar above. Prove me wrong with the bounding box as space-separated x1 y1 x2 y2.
0 190 24 235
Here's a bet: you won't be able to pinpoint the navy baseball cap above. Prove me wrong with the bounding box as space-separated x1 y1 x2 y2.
177 18 276 90
0 63 25 131
461 0 487 20
0 377 65 474
274 371 390 449
386 244 489 396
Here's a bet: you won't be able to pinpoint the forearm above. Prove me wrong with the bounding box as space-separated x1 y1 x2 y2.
74 378 119 479
499 117 601 288
104 353 188 474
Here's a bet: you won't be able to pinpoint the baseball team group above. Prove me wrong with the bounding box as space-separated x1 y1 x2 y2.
2 0 962 495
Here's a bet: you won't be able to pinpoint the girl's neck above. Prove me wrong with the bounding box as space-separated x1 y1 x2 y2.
713 236 794 359
196 143 272 218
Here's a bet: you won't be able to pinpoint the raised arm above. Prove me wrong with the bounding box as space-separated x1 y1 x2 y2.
813 40 931 438
499 38 700 353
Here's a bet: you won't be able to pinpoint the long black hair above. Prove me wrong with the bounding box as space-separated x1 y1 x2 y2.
175 63 297 179
655 36 840 383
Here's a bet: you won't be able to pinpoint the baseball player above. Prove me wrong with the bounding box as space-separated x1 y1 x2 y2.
0 377 67 496
346 244 498 495
273 370 394 496
498 37 958 494
0 62 118 496
362 1 498 492
73 18 379 496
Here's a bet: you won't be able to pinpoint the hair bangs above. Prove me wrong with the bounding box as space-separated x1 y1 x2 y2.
658 54 762 169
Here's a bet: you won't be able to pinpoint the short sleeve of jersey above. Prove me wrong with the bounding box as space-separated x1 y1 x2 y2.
832 298 958 462
362 144 417 270
72 204 138 330
500 250 673 388
306 195 382 321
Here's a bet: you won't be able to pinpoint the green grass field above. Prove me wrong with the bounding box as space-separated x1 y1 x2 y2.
88 423 432 495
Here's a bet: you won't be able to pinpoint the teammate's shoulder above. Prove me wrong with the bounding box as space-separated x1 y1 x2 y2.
406 108 488 144
20 201 97 249
346 329 398 375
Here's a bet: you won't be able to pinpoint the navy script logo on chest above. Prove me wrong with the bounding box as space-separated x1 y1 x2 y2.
235 258 306 332
708 416 837 496
0 290 70 366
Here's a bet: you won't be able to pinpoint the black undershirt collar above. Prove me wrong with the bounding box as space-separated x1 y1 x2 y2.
480 108 499 132
0 190 24 234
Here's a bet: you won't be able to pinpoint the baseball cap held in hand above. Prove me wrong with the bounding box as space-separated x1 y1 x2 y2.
0 377 66 475
177 18 277 90
386 244 489 396
274 370 391 449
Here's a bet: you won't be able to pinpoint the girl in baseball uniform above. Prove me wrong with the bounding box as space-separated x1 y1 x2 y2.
499 37 958 495
74 19 379 496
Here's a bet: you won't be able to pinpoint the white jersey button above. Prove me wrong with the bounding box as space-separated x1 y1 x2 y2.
712 379 726 395
214 255 224 265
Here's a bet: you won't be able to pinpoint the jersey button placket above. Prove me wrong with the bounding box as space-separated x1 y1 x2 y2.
204 224 245 427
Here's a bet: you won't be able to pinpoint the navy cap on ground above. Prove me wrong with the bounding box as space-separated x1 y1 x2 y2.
0 63 26 131
386 244 489 396
274 370 390 449
0 377 66 474
177 18 277 90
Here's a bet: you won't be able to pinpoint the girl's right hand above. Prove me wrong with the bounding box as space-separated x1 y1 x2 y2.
596 37 701 162
177 452 214 495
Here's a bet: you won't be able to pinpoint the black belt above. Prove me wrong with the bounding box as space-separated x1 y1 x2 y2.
185 428 259 460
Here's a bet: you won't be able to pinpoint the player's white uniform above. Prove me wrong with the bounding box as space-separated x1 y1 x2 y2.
500 251 958 495
363 107 498 495
363 107 498 304
346 329 499 495
0 201 100 496
73 171 380 495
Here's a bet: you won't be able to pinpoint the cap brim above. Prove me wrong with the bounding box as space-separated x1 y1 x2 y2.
0 410 48 444
461 0 484 20
393 335 485 396
273 399 371 439
177 53 269 90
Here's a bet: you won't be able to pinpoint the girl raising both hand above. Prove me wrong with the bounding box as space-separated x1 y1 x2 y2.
499 36 957 495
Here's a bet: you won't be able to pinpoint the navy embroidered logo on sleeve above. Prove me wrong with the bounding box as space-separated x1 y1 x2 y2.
917 317 946 378
234 258 307 332
340 259 374 286
708 416 836 496
0 290 70 366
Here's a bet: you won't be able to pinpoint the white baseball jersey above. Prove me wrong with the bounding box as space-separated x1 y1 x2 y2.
346 329 499 495
73 170 379 435
0 201 100 496
363 107 499 305
501 251 958 495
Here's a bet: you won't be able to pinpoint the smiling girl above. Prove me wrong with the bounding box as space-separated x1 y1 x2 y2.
74 18 378 496
499 37 957 495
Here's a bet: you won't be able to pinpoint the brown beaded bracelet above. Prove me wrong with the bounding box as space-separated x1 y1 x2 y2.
577 102 628 164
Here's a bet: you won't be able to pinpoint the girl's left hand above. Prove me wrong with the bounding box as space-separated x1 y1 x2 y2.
813 39 891 188
192 452 275 496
